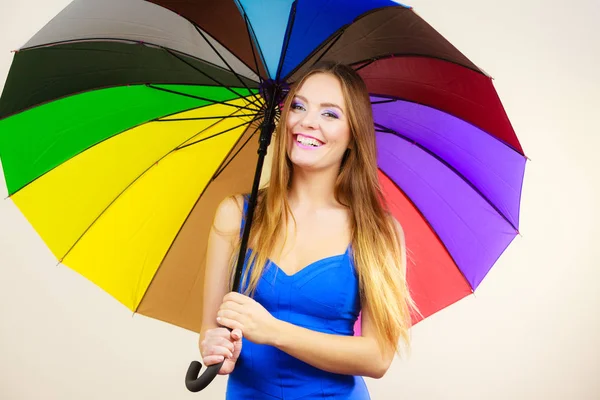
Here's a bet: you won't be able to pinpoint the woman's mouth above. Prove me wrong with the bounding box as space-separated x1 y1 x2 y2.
294 134 324 149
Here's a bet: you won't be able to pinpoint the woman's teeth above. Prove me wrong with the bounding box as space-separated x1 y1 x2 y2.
296 135 322 147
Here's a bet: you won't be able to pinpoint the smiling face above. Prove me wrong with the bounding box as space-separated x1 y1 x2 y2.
285 73 352 172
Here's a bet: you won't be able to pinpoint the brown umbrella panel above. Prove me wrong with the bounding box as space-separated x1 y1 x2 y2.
137 121 272 333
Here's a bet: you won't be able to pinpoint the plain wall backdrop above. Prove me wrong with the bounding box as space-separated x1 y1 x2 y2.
1 0 599 399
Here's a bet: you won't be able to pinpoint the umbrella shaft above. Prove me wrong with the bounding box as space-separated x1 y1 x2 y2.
232 83 283 293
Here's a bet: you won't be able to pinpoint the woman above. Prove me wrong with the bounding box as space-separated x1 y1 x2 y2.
199 62 418 399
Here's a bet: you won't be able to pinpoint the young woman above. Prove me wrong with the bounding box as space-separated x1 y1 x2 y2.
199 62 417 399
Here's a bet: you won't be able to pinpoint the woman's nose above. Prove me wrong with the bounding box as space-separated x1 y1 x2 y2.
300 112 318 129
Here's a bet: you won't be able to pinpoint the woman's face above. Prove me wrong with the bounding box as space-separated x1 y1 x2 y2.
286 73 352 172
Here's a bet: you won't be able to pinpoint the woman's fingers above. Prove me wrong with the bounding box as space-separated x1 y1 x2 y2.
201 340 234 358
202 343 240 375
203 327 231 350
204 356 235 375
231 328 243 341
202 355 225 366
205 327 231 338
199 327 241 375
200 328 235 360
231 329 243 359
212 336 235 354
217 309 242 325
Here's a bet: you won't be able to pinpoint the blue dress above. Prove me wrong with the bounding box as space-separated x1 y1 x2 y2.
226 195 370 399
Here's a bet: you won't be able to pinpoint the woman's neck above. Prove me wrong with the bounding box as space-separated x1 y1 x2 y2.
287 165 340 210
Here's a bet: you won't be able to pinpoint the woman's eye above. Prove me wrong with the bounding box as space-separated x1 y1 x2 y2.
323 111 339 119
291 102 305 111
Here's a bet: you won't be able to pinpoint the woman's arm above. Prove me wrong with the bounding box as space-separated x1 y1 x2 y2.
199 195 244 341
270 217 404 378
270 303 395 379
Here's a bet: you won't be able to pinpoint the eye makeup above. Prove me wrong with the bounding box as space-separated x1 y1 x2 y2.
292 94 344 117
291 100 305 110
323 109 339 119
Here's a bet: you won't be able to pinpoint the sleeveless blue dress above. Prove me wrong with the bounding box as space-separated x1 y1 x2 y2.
225 195 370 399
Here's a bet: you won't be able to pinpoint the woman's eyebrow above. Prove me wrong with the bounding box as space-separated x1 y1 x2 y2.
294 94 344 113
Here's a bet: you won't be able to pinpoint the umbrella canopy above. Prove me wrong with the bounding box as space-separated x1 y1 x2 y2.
0 0 526 338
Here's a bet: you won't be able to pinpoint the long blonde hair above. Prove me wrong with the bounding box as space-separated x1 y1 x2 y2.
228 62 418 356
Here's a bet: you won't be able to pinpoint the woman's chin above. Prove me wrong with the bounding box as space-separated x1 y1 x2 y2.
291 158 318 170
288 153 318 169
288 147 345 172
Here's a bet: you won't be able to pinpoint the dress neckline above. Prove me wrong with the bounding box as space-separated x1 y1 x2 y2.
247 245 351 279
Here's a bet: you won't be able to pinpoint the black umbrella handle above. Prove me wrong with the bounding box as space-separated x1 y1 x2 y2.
185 325 234 392
184 360 224 392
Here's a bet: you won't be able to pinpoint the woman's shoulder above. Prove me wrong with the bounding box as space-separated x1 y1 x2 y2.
212 193 247 236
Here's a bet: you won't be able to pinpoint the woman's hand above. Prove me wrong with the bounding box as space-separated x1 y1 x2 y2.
217 292 280 345
199 327 243 375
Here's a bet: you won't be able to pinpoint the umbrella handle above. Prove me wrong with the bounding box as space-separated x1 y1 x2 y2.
184 85 281 393
184 359 224 392
185 325 233 392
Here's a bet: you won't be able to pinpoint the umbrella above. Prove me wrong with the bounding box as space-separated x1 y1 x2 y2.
0 0 527 393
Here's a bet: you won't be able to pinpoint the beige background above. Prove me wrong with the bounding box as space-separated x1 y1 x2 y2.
1 0 599 399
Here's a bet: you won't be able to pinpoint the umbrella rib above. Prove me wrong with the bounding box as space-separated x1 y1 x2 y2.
164 48 254 102
239 6 268 81
192 24 262 106
354 59 375 72
370 98 397 105
132 115 263 314
374 123 518 232
353 53 487 76
304 32 344 74
175 115 260 151
146 84 260 112
371 94 524 156
275 1 298 81
212 123 262 181
155 113 259 122
56 113 254 264
149 90 264 122
377 168 474 293
18 37 266 80
242 12 264 85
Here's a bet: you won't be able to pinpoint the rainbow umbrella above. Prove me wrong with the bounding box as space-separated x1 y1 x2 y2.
0 0 526 392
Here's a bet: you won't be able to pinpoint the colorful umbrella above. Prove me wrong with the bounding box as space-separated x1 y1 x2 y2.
0 0 526 393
